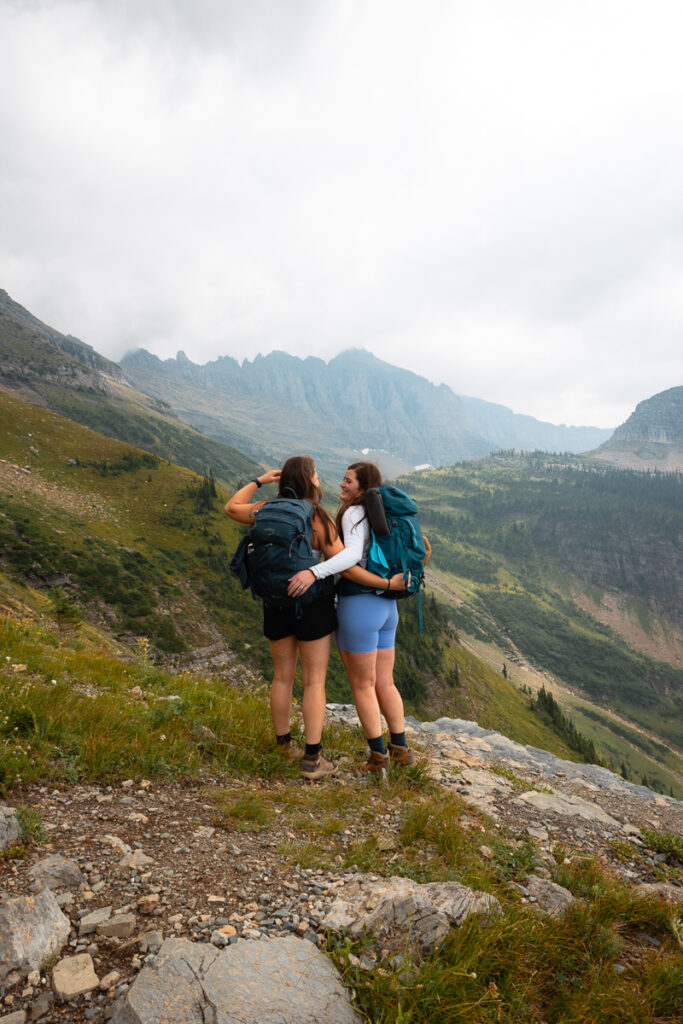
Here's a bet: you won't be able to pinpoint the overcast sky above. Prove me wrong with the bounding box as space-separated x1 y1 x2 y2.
2 0 682 429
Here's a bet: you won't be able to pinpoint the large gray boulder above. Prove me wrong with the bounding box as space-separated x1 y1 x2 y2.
0 805 21 851
0 889 70 986
28 854 84 892
512 790 622 828
111 936 361 1024
322 874 499 953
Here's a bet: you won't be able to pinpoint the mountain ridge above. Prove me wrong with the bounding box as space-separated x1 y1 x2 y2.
121 345 613 477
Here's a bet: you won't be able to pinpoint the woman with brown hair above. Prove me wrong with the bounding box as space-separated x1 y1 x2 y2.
225 455 404 780
288 460 418 773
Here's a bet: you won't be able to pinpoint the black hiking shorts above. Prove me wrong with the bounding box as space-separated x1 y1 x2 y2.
263 595 337 642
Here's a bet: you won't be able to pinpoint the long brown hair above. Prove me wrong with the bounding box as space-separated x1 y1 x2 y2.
279 455 335 545
336 461 383 537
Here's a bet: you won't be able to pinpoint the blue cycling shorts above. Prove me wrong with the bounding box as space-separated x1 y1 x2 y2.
336 593 399 654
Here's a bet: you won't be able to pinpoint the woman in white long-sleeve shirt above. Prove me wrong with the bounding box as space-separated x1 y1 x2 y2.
288 461 414 773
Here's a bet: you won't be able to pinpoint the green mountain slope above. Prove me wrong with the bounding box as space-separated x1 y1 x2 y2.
0 390 638 774
0 392 453 717
401 454 683 761
0 288 260 490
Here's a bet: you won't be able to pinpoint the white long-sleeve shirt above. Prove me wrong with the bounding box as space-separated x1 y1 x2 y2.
309 505 369 580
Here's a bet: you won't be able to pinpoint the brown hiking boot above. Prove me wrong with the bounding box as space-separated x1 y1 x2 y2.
389 742 415 766
360 749 391 773
301 753 337 780
284 741 304 761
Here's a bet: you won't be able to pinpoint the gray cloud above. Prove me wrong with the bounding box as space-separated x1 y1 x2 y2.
1 0 682 429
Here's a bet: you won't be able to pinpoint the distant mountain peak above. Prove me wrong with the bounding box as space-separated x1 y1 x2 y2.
589 386 683 471
611 386 683 445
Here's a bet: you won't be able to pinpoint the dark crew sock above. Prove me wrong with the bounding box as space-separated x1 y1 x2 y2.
390 731 407 748
368 735 387 755
304 742 322 758
275 733 292 746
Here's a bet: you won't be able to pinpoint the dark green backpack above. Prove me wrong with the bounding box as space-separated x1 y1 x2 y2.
230 496 333 609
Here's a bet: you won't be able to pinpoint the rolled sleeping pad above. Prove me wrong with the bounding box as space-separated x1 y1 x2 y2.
365 487 391 536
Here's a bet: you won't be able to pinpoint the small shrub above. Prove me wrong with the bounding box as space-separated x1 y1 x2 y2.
16 803 49 844
641 828 683 864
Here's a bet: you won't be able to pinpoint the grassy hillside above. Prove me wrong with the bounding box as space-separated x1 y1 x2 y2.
0 392 473 719
0 296 262 491
0 390 257 652
2 391 681 793
0 390 638 773
37 378 262 492
398 455 683 782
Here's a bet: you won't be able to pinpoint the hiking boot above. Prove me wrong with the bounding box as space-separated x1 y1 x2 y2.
389 742 415 766
301 753 337 780
360 749 391 774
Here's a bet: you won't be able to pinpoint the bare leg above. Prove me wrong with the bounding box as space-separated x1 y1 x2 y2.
374 647 406 735
298 634 332 744
268 636 298 735
339 649 382 739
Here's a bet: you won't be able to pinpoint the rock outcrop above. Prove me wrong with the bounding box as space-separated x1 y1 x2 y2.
0 889 70 986
610 386 683 446
111 936 361 1024
590 385 683 470
322 875 499 953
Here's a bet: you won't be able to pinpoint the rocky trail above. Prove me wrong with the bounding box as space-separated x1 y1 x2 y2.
1 707 681 1024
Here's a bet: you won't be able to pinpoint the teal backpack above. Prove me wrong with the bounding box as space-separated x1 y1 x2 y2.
338 485 427 626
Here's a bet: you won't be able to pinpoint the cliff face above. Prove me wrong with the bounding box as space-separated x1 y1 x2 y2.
122 347 493 473
611 387 683 444
588 386 683 471
121 347 612 476
0 289 124 393
533 515 682 628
